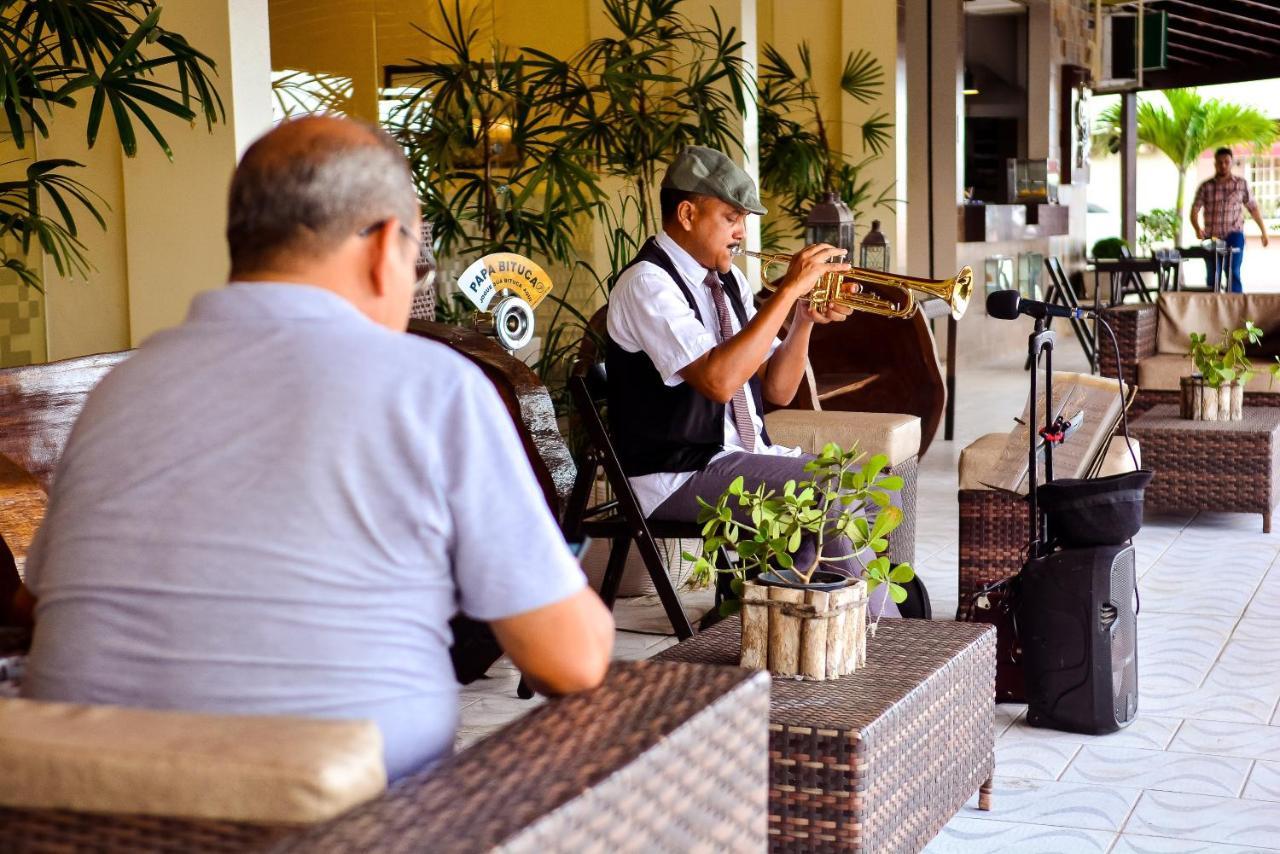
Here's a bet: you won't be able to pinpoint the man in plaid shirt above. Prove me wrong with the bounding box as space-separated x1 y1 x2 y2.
1190 147 1270 292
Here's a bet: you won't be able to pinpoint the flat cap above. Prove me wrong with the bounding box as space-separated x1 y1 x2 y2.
661 146 767 216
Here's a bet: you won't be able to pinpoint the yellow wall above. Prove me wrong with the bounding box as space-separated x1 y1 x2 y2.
12 0 905 362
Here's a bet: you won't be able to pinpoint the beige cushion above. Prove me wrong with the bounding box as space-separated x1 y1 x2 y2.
1138 352 1280 393
0 698 386 823
763 410 921 466
959 433 1141 491
1155 292 1280 355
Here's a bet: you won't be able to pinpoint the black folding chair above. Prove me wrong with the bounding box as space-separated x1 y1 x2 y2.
562 364 735 640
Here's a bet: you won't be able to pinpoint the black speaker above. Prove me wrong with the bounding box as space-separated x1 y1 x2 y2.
1020 544 1138 734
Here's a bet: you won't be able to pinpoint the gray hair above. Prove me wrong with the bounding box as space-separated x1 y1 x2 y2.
226 116 419 275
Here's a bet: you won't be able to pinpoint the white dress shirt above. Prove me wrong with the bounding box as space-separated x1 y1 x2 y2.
608 231 801 516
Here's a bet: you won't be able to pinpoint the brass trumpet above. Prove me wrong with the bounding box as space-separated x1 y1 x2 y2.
732 247 973 320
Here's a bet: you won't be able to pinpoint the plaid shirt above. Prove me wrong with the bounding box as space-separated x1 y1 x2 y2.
1193 175 1256 238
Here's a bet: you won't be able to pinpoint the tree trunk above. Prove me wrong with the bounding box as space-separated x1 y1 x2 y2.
1174 166 1188 248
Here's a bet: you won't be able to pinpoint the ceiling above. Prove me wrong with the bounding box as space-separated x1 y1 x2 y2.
1132 0 1280 89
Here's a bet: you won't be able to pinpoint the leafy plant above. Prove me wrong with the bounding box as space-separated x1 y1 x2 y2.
387 0 606 268
538 0 751 237
756 42 894 241
1090 236 1129 259
684 442 913 623
1188 321 1280 389
1096 89 1279 245
1136 208 1178 254
0 0 224 290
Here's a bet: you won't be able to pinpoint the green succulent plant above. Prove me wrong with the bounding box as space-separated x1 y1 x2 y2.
683 442 913 620
1188 321 1280 389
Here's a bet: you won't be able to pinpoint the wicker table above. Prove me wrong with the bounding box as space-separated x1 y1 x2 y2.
655 617 996 853
1131 405 1280 532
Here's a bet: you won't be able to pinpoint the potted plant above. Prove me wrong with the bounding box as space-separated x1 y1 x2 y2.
1183 322 1280 421
683 442 913 680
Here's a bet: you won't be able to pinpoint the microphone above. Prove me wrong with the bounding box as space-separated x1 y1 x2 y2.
986 289 1091 321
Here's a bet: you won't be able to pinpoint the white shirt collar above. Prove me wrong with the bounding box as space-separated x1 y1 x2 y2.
655 230 716 289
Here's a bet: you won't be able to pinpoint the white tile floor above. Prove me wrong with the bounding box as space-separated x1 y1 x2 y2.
459 342 1280 853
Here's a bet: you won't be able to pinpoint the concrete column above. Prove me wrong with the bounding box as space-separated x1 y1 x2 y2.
904 0 963 439
121 0 273 345
1120 90 1138 249
841 0 900 265
1026 0 1053 160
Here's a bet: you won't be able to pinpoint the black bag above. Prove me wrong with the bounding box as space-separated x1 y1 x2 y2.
449 615 505 685
1037 470 1153 547
896 573 932 619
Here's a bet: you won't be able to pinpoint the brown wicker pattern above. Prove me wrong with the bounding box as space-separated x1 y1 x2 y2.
1132 404 1280 531
0 661 769 853
957 489 1030 617
889 456 918 569
1098 304 1280 417
1097 303 1156 390
655 618 996 852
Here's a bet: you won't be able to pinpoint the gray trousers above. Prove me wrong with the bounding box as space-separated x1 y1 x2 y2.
651 451 899 617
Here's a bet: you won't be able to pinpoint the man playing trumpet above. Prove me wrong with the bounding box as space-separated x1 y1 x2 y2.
606 145 898 615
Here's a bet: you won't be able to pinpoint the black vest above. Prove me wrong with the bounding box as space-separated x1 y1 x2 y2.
606 238 771 477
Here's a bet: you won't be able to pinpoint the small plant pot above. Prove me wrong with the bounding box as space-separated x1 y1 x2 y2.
1180 376 1243 421
739 574 869 680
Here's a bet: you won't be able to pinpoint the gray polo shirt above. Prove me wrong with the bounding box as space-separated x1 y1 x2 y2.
22 283 586 780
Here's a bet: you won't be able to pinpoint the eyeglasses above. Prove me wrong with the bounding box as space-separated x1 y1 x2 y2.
358 219 419 243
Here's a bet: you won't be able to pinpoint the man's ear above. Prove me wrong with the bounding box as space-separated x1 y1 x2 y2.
368 219 403 297
676 199 697 232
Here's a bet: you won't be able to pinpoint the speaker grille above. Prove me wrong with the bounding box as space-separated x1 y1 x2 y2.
1109 547 1138 723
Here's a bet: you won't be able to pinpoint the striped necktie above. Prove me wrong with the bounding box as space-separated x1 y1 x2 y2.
703 269 757 453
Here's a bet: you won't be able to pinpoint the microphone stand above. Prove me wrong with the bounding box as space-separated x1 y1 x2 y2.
1027 316 1056 558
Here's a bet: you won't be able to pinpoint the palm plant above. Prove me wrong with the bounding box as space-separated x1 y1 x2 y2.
1 1 223 291
388 1 607 267
530 0 751 236
1096 88 1278 245
757 42 895 244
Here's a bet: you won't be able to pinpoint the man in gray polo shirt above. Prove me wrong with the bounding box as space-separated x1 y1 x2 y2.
18 116 614 781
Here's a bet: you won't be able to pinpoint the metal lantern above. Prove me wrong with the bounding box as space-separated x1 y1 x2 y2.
860 219 890 272
805 191 855 259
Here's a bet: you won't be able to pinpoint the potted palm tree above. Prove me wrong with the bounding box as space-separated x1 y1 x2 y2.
684 442 912 680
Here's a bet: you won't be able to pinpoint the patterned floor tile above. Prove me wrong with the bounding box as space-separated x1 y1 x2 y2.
994 704 1026 737
1126 791 1280 849
954 777 1140 830
1243 760 1280 802
1060 745 1249 796
1001 714 1181 752
1112 834 1280 853
994 739 1080 781
1170 720 1280 762
922 817 1115 853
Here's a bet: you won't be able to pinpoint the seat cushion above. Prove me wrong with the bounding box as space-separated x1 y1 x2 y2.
1138 353 1280 393
763 410 920 466
959 433 1141 491
0 698 386 823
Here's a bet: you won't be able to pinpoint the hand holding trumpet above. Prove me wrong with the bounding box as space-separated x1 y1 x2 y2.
774 243 856 324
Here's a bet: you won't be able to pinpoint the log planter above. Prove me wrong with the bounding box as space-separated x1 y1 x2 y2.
1180 375 1243 421
739 571 869 680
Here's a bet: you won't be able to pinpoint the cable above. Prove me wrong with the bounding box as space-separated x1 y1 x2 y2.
1097 314 1142 472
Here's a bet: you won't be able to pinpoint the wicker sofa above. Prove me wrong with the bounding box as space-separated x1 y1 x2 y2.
0 637 770 852
1100 291 1280 415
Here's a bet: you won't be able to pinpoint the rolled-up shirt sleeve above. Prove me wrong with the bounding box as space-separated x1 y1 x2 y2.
608 267 717 386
